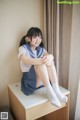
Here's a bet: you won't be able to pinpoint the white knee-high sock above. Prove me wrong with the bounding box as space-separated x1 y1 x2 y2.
45 85 61 107
52 83 68 102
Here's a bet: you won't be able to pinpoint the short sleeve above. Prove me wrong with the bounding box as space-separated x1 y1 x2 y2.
18 46 26 59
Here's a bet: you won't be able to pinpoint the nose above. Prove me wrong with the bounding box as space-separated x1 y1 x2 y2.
36 36 41 40
35 37 39 42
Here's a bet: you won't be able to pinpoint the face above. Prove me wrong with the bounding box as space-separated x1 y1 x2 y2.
30 36 42 49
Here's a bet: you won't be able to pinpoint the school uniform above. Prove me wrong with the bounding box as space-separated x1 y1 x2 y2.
18 44 47 95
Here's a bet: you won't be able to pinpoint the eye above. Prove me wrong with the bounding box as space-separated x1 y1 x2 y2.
39 36 42 39
32 36 42 39
32 36 36 39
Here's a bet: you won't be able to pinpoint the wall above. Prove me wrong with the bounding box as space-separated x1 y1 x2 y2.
0 0 44 107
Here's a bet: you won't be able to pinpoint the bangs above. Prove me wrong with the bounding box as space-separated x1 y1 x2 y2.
32 32 42 37
26 27 43 39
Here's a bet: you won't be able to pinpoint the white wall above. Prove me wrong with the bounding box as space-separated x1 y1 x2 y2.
0 0 44 106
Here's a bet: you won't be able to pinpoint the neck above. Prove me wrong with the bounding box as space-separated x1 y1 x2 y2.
30 45 36 50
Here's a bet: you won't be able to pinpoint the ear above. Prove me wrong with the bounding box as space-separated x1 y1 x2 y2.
25 37 31 43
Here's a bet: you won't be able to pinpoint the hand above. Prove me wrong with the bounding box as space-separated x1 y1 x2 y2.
42 54 54 65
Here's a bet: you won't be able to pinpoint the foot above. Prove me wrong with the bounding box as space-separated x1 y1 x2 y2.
52 83 68 103
45 85 61 107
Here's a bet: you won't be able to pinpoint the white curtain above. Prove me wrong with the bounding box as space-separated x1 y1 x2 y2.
44 0 57 63
75 79 80 120
44 1 80 120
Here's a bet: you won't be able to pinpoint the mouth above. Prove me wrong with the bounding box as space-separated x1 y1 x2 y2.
35 43 39 45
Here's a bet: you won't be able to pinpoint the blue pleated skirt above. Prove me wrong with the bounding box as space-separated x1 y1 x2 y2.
21 65 44 95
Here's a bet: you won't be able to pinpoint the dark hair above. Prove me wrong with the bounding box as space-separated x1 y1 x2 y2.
19 27 44 47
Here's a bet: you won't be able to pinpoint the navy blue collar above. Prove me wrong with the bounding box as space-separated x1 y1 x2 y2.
24 44 43 58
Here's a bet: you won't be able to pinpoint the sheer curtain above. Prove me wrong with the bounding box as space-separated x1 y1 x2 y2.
68 4 80 119
43 0 57 63
44 1 80 120
75 79 80 120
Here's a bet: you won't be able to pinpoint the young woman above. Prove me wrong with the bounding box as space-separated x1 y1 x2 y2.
18 27 67 107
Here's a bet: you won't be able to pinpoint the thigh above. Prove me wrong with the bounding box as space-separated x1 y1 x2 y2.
34 65 43 87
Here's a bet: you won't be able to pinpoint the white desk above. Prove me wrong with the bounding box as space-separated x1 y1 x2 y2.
8 82 70 120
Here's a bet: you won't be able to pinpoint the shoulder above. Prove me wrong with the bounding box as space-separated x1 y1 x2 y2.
19 45 28 52
18 45 30 57
19 46 25 52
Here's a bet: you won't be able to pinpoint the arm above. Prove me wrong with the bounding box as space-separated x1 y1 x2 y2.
43 49 54 61
20 54 43 65
43 52 54 65
47 54 54 61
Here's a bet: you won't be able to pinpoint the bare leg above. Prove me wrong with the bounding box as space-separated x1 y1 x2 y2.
46 61 58 84
34 65 61 107
34 64 50 86
46 62 68 102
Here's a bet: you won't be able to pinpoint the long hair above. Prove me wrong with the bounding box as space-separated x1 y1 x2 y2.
19 27 44 47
